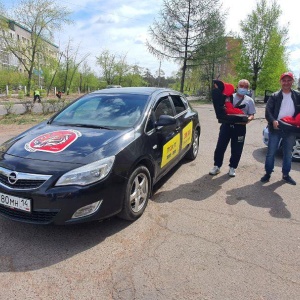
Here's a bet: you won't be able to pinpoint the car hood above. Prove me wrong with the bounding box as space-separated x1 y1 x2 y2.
0 124 135 164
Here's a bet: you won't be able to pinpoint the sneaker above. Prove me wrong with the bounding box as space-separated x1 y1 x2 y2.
209 166 220 175
282 175 296 185
228 167 235 177
260 174 271 183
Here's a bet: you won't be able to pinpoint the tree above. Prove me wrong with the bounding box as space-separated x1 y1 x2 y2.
146 0 225 92
123 65 146 87
255 30 288 95
0 68 27 92
55 39 89 94
78 62 100 93
0 0 71 95
96 50 131 86
195 21 227 95
238 0 287 99
181 67 202 95
43 51 64 96
143 68 155 86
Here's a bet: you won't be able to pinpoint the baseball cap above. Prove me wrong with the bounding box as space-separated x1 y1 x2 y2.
280 72 294 81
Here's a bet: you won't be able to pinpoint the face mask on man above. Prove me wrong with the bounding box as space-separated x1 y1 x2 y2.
237 87 248 96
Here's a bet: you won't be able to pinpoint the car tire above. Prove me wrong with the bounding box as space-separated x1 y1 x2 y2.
185 128 199 160
292 137 300 162
118 165 151 221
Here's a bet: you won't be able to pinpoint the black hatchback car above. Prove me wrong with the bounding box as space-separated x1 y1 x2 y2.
0 87 200 225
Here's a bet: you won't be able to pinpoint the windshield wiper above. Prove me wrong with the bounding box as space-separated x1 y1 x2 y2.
72 124 112 130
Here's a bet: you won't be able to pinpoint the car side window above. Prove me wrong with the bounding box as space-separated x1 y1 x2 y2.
154 97 174 120
169 95 187 115
145 112 155 133
145 97 174 133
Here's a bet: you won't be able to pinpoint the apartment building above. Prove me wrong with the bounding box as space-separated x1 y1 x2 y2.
0 17 59 73
218 36 242 78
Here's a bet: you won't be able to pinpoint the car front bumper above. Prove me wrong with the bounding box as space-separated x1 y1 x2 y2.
0 173 127 225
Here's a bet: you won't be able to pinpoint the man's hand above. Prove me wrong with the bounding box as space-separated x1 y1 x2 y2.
246 115 254 124
273 120 279 129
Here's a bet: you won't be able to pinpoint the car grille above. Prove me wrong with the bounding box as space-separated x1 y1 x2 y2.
0 205 59 224
0 173 46 189
0 166 51 190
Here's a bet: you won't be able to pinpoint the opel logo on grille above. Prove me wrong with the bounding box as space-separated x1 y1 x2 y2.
8 172 18 184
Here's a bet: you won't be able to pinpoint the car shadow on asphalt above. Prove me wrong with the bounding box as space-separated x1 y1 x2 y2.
0 216 131 272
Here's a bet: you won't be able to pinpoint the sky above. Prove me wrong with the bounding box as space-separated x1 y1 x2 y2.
2 0 300 78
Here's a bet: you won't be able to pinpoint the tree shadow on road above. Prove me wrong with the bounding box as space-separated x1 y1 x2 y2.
226 180 291 219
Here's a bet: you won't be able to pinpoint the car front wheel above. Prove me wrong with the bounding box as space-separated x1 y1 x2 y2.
118 165 151 221
292 137 300 162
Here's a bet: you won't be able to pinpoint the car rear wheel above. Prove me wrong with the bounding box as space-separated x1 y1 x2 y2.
292 137 300 162
185 128 199 160
118 165 151 221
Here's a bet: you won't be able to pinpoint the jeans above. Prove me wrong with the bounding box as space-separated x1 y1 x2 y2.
265 129 296 176
214 123 246 169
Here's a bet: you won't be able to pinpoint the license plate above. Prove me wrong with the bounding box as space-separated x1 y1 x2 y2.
0 192 31 212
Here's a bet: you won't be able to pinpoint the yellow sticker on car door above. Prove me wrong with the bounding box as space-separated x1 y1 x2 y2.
181 121 193 150
161 133 180 168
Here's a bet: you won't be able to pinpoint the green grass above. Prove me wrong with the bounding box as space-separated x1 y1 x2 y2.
0 113 54 125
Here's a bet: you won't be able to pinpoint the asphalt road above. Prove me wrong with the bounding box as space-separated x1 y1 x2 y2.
0 103 299 300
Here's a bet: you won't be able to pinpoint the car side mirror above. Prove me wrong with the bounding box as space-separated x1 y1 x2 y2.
155 115 176 127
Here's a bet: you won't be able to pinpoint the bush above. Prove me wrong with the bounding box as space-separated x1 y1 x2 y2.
40 101 50 114
40 89 46 98
22 101 34 113
47 99 58 112
3 102 14 115
18 90 24 99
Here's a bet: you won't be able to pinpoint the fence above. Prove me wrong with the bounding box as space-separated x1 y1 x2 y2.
0 98 72 116
0 85 94 97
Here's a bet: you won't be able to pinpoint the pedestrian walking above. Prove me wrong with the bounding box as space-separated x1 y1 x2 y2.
261 72 300 185
209 79 256 177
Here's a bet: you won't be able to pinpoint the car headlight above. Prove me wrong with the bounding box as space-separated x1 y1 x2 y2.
55 156 115 186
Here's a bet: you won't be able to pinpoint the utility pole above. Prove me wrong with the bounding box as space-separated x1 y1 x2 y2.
38 53 41 88
157 60 161 87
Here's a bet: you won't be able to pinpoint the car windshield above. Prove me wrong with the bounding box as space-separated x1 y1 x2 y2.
51 93 149 129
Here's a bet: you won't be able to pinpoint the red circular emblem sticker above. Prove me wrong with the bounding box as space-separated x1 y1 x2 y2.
25 130 82 153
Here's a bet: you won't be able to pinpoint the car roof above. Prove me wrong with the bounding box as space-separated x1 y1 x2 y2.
91 87 178 96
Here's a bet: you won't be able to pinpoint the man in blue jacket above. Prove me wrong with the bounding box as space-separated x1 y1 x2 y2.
261 72 300 185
